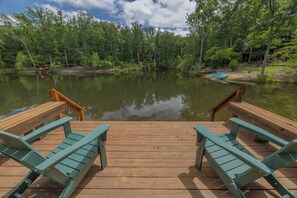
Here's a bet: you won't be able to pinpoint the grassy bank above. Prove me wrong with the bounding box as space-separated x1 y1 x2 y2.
221 63 297 84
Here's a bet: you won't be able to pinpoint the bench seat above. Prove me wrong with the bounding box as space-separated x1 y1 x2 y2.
0 102 66 136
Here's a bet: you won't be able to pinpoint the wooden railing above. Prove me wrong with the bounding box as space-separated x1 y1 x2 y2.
48 88 86 121
210 85 247 121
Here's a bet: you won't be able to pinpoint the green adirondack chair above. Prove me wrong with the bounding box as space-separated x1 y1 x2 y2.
0 116 110 198
194 118 297 198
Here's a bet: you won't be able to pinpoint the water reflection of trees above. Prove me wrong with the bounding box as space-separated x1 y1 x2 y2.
0 73 296 121
245 84 297 120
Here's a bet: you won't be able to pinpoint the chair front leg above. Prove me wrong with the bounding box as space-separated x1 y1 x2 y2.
63 121 72 137
98 136 107 170
195 137 206 171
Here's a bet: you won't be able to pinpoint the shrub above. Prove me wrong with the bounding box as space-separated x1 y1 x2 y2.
205 47 240 68
100 59 113 68
177 54 195 72
91 52 101 68
15 52 30 70
229 59 239 71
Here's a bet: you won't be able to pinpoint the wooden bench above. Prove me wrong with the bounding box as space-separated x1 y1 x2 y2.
228 102 297 141
0 101 67 136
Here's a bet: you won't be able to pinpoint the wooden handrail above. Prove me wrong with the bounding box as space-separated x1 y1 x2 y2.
48 88 86 121
210 85 247 121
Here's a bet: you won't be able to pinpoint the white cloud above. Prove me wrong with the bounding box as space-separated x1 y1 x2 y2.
44 0 196 36
101 95 184 121
118 0 195 34
170 28 189 37
47 0 119 13
41 3 102 21
41 3 79 18
0 15 17 26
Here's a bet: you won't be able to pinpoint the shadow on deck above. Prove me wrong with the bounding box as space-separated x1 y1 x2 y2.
1 121 297 197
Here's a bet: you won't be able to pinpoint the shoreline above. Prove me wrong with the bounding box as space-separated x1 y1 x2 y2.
1 65 297 84
200 65 297 84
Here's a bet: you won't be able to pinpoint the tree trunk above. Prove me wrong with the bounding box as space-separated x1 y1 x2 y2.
153 50 157 69
64 49 69 69
49 54 53 67
21 39 36 70
261 34 272 76
261 0 275 76
0 55 5 74
199 32 205 67
248 48 252 63
137 49 140 63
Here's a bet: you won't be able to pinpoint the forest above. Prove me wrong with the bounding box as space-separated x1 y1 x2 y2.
0 0 296 75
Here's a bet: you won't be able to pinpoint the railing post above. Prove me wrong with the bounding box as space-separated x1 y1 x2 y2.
48 88 86 121
79 109 85 121
209 85 247 121
210 110 216 121
234 85 246 102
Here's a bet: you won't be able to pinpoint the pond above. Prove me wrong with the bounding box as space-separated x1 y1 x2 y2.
0 72 296 121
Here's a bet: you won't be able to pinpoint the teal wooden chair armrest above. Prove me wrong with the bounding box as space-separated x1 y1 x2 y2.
230 118 288 147
194 125 271 175
22 116 73 143
36 124 110 173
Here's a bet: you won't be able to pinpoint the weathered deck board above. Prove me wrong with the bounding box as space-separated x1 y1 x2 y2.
1 121 297 197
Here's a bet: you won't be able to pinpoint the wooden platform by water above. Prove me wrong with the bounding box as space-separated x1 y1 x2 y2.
1 121 297 197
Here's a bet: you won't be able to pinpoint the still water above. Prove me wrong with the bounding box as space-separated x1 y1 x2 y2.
0 72 296 121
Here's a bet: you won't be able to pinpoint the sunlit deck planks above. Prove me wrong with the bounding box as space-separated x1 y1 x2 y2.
1 121 297 197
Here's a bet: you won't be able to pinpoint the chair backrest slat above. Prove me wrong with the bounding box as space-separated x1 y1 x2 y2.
0 131 32 150
262 140 297 170
0 131 47 168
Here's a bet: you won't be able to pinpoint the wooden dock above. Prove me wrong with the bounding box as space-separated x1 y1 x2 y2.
1 121 297 197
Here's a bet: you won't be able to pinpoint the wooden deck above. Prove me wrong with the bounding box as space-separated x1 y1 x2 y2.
1 121 297 197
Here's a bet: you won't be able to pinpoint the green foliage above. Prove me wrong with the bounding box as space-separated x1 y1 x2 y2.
15 52 30 70
270 36 297 67
0 56 5 71
32 55 46 66
91 52 101 68
0 2 296 73
0 7 186 71
177 55 195 72
100 59 113 68
229 59 239 71
80 53 92 67
205 47 240 68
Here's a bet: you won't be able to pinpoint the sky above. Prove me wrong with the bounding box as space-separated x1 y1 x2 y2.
0 0 196 36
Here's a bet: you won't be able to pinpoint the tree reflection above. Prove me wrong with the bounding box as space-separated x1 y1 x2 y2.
0 73 296 121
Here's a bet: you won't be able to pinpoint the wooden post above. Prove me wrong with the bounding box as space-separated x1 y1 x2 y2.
49 88 86 121
52 89 63 119
209 85 247 121
210 110 216 121
79 109 85 121
234 85 246 102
